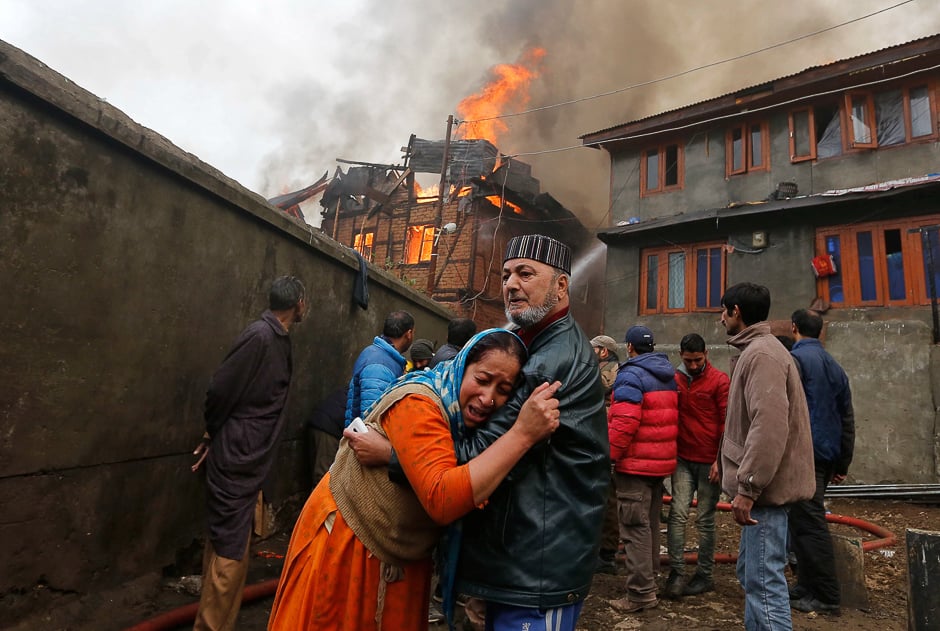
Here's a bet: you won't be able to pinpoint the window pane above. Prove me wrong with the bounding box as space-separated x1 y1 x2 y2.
816 104 843 158
750 124 763 167
910 85 932 138
696 249 708 308
645 148 659 191
875 89 904 146
667 252 686 309
646 254 658 309
884 229 906 300
731 127 744 171
921 229 940 301
849 95 873 144
695 247 723 309
826 235 844 303
709 247 722 307
792 109 812 157
420 227 435 262
664 144 679 187
857 231 877 301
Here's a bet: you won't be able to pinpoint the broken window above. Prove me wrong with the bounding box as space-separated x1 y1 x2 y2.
404 225 435 264
640 141 683 195
640 242 725 315
816 104 843 159
844 83 935 150
353 231 374 261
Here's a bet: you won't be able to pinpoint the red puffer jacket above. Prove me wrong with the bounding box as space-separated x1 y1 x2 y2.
609 352 678 477
675 362 729 464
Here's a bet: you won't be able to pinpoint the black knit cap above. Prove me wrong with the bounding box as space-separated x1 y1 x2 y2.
503 234 571 275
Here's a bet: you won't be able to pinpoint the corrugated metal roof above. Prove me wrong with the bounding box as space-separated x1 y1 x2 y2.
596 175 940 243
582 33 940 141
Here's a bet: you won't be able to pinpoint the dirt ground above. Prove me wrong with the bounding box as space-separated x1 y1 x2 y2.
6 498 938 631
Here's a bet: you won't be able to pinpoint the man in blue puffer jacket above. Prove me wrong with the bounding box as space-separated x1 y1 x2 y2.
788 309 855 615
344 310 414 427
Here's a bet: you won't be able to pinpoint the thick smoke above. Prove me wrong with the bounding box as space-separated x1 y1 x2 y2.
258 0 939 228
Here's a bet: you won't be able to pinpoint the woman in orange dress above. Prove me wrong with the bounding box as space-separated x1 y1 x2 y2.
268 329 560 631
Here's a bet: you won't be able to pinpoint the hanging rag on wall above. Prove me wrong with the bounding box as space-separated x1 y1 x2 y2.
353 251 370 309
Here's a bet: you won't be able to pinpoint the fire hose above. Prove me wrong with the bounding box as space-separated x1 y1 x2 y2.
122 499 895 630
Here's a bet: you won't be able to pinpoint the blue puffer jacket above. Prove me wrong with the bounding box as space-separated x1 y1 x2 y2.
790 338 855 473
344 336 406 426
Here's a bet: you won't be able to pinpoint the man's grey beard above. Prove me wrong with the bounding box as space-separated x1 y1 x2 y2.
505 291 559 328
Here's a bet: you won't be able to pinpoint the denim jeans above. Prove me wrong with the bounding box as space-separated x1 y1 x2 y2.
736 505 792 631
667 457 721 577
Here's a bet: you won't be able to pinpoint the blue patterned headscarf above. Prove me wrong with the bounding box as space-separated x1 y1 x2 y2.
365 327 525 442
364 327 526 629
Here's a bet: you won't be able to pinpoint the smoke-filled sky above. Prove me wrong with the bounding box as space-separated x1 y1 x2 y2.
4 0 938 228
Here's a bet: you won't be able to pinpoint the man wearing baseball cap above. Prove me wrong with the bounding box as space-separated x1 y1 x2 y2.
608 325 678 614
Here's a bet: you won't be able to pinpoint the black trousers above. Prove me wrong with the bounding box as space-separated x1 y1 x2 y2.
788 458 840 605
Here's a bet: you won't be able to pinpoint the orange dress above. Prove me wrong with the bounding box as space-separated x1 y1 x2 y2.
268 395 476 631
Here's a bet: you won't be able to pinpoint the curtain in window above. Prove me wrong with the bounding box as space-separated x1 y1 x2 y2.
668 252 685 309
817 111 843 158
875 90 905 146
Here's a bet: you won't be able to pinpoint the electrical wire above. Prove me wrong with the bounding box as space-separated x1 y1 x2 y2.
458 0 917 125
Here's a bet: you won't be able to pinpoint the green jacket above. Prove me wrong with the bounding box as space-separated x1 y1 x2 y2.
455 313 609 608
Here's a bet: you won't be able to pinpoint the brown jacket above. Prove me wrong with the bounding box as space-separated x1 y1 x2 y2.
720 322 815 506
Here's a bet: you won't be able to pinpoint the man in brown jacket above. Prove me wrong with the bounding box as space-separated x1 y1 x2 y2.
719 282 814 631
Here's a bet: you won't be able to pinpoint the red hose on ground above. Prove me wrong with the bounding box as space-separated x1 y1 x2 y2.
121 578 279 631
124 500 896 630
661 496 897 566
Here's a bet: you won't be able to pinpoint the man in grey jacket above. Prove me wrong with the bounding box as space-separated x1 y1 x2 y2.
719 282 814 631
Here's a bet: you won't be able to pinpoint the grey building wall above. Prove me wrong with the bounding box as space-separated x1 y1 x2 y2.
0 39 451 613
610 100 940 226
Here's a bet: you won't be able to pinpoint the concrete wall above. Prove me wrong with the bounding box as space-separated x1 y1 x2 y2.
0 39 452 615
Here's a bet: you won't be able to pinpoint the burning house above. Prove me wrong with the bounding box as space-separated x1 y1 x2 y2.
318 136 602 331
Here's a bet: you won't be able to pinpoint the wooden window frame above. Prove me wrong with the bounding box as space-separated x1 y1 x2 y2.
815 214 940 308
902 83 937 142
404 224 435 264
844 91 878 149
639 141 684 197
788 106 817 162
640 241 726 315
353 231 374 261
725 120 770 176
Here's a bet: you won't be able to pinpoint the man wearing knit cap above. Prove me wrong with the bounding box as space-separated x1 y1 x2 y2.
408 338 435 371
454 234 609 630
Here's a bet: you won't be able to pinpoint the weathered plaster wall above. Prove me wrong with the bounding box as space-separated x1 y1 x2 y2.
0 39 451 613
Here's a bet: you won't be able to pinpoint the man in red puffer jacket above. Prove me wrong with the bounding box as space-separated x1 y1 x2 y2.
607 325 678 615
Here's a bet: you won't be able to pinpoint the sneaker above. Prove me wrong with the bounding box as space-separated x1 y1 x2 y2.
428 601 445 624
663 570 685 600
609 596 659 613
791 596 840 615
682 573 714 596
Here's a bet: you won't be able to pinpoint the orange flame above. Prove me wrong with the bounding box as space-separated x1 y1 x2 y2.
414 182 475 203
486 195 524 215
456 48 546 146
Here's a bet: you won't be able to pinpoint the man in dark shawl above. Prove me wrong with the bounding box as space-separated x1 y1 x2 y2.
191 275 306 631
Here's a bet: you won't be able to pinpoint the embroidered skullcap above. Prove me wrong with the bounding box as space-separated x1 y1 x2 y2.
503 234 571 275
